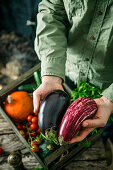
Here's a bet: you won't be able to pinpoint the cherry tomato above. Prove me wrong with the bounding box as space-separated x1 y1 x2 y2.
31 144 39 153
19 130 26 138
31 117 38 124
26 131 29 137
31 141 37 146
35 137 42 145
30 132 37 137
36 128 41 134
22 125 26 131
27 115 33 122
30 123 38 131
0 147 3 155
16 124 23 130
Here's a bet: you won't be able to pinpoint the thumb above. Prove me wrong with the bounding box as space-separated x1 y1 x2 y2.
82 118 106 128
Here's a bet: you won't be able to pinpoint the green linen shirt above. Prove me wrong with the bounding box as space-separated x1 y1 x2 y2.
35 0 113 101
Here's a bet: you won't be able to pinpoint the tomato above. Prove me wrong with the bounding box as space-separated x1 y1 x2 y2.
31 144 39 153
31 116 38 124
30 132 37 137
22 125 26 131
19 130 26 137
16 124 23 130
26 131 29 137
0 147 3 155
31 141 37 146
30 123 38 131
36 128 41 134
27 115 33 122
35 137 42 145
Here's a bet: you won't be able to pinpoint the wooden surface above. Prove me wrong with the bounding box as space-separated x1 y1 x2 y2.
0 113 108 170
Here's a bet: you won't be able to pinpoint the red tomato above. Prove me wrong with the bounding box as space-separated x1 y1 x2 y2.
26 131 29 137
36 128 41 134
27 115 33 122
16 124 23 130
35 137 42 145
30 132 37 137
22 125 26 131
30 123 38 131
31 141 37 146
31 117 38 124
0 147 3 155
31 144 39 153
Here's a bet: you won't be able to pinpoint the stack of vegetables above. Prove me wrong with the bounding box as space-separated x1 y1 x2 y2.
3 69 103 158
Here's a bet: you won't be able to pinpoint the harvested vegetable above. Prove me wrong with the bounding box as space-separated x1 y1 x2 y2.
58 97 97 145
38 140 59 158
18 84 37 92
33 70 41 87
4 91 33 122
71 81 103 102
38 90 70 143
31 144 39 153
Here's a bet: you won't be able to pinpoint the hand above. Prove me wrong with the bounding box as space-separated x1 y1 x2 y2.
33 75 64 113
70 96 113 143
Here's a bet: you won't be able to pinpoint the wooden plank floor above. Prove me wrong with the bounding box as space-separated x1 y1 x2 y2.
0 113 107 170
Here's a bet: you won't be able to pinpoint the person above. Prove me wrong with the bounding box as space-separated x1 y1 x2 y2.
33 0 113 144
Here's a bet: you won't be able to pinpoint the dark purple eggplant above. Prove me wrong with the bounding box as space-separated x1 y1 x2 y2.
38 90 70 143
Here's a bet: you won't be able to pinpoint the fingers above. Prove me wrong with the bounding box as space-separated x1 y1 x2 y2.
70 127 94 143
82 118 106 128
33 90 41 113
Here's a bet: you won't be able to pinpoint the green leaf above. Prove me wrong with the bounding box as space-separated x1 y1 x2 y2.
84 141 91 148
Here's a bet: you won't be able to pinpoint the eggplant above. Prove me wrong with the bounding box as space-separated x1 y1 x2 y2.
38 90 70 144
58 97 97 145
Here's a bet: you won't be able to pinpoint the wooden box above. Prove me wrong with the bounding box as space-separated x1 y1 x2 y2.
0 63 103 170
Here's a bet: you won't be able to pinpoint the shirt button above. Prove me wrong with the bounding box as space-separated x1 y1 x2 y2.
97 11 103 16
90 36 95 40
84 57 89 61
81 72 85 76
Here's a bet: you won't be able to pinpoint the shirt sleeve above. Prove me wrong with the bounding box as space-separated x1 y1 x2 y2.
101 83 113 102
35 0 68 81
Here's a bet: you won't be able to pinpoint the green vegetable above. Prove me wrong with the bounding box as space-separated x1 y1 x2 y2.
18 84 37 92
71 81 103 102
33 70 41 87
84 140 92 148
39 139 59 158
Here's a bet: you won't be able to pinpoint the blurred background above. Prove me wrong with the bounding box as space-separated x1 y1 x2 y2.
0 0 41 89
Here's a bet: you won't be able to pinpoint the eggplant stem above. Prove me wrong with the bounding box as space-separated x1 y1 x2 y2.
58 136 70 145
45 127 59 145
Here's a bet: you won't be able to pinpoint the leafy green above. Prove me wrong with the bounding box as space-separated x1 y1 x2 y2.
84 140 92 148
71 81 103 102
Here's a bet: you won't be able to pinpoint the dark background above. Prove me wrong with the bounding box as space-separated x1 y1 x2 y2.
0 0 41 89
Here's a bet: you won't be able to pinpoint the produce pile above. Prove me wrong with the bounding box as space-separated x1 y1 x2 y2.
3 70 103 159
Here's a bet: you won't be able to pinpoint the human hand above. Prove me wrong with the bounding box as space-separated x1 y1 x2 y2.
70 96 113 143
33 75 64 113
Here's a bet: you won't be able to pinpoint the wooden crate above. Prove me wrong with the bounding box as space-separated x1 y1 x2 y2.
0 63 103 170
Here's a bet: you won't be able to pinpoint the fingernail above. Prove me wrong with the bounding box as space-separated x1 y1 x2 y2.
83 122 88 127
